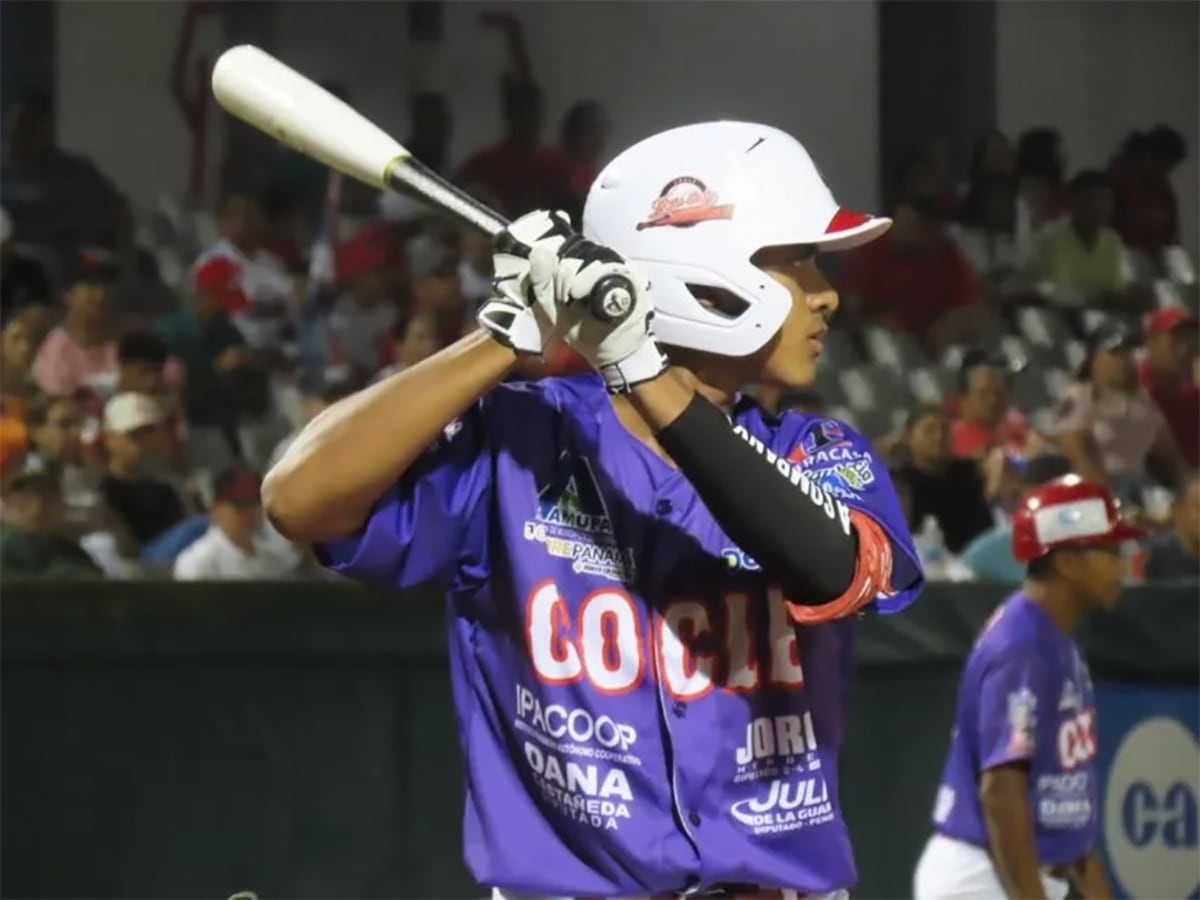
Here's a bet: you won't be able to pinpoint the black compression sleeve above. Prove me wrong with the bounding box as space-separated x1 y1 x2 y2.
657 394 859 604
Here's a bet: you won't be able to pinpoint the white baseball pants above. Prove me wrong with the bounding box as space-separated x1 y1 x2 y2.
913 833 1070 899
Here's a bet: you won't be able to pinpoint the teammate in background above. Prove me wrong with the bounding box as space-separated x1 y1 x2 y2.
914 476 1137 899
265 122 924 899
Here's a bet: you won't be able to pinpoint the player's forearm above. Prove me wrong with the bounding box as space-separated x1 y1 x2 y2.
264 331 516 542
632 375 859 605
980 769 1048 899
1068 850 1113 899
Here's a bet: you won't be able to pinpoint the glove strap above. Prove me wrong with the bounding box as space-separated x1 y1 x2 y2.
599 341 669 394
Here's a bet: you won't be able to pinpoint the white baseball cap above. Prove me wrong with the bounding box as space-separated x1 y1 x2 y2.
583 121 891 357
103 392 164 434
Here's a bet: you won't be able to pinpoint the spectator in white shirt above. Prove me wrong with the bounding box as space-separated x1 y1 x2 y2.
174 466 301 580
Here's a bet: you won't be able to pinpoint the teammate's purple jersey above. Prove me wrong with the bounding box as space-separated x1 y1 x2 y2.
317 373 923 896
931 592 1099 865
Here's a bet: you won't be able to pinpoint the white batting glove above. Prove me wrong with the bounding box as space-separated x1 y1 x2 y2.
476 210 575 355
528 236 668 393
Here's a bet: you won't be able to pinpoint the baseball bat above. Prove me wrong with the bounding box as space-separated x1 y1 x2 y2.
211 45 634 323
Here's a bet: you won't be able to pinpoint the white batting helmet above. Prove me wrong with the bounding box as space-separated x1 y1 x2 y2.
582 121 890 357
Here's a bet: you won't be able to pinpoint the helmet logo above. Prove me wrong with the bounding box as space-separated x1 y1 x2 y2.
636 176 734 231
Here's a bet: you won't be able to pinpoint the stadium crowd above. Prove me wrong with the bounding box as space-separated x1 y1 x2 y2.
1 47 1197 585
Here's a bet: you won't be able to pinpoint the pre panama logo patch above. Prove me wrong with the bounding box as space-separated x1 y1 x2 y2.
636 176 734 231
524 453 636 583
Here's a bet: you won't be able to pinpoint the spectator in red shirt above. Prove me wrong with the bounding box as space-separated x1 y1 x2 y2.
949 348 1038 462
1139 307 1200 468
839 193 983 353
1108 126 1187 261
457 81 566 217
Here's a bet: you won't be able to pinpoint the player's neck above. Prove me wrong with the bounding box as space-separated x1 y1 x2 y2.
1022 580 1086 634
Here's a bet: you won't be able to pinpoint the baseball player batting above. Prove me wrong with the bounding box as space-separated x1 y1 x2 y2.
265 121 925 900
914 476 1140 899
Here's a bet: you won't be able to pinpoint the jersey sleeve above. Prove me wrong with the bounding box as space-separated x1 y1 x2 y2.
977 648 1047 771
313 404 491 589
778 414 924 615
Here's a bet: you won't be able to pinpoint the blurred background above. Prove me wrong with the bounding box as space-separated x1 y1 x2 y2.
0 1 1196 898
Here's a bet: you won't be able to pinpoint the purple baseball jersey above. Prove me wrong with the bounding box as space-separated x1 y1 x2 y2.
317 373 923 896
931 591 1099 865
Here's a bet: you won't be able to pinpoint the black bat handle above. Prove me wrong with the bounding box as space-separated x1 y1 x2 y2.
387 161 635 323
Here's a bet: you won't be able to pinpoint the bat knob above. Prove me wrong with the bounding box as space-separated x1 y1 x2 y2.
589 274 636 323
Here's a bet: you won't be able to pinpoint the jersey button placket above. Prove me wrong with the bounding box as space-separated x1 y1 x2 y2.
655 499 673 516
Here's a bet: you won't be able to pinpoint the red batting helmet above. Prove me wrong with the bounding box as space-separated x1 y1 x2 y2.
1012 476 1144 563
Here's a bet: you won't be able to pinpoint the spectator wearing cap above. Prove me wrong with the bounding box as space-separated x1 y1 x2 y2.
889 403 997 554
157 271 250 460
109 330 189 473
0 206 52 320
268 369 358 472
950 349 1039 462
173 466 301 580
1027 171 1132 308
839 193 984 354
1142 473 1200 580
1053 322 1187 501
31 251 120 397
1139 308 1200 468
320 223 407 378
0 454 100 577
97 392 188 547
959 454 1074 583
189 192 297 350
1108 126 1187 260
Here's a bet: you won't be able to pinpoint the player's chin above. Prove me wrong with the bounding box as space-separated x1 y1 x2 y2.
768 354 819 390
1096 578 1123 610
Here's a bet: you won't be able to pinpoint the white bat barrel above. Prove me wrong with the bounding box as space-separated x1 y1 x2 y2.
212 45 407 189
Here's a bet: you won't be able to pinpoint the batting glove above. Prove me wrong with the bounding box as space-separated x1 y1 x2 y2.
528 235 668 393
476 210 575 355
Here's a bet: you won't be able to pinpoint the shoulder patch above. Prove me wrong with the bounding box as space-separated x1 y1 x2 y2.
786 418 877 498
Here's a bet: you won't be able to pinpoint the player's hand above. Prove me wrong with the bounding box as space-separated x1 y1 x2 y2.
526 227 668 394
476 210 574 355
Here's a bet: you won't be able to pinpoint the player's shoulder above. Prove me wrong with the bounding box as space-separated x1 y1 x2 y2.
973 592 1046 660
